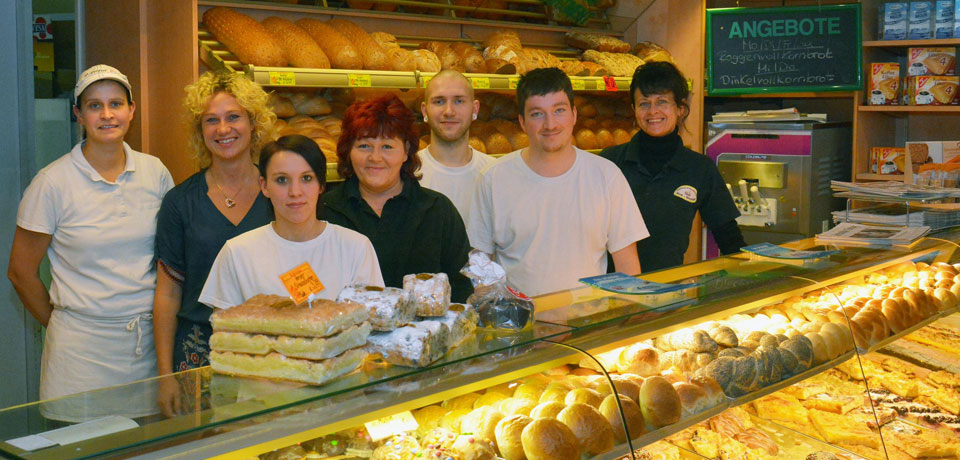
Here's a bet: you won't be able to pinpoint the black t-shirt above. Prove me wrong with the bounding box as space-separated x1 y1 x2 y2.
321 176 473 303
601 131 742 272
156 170 273 323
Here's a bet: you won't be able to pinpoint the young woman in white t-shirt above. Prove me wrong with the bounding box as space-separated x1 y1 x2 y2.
199 135 383 310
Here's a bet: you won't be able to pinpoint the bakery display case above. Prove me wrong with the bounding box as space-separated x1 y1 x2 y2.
4 231 960 459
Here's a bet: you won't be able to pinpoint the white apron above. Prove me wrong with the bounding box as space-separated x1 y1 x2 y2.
39 308 160 423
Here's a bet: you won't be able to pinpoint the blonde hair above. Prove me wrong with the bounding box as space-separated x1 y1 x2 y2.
183 71 276 169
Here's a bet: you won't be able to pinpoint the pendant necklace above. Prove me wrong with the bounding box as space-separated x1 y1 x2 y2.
214 174 247 208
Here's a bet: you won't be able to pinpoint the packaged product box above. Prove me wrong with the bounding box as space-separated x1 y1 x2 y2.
869 63 901 105
908 47 957 75
871 147 907 175
906 141 943 170
883 2 909 39
936 0 955 38
910 1 935 39
956 1 960 37
944 140 960 162
905 75 960 104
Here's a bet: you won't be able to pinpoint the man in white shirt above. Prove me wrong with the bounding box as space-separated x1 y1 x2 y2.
418 70 497 224
468 68 649 297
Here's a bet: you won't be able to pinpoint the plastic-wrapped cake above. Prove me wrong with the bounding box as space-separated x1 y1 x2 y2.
438 303 479 348
404 272 451 317
367 320 450 367
337 285 416 331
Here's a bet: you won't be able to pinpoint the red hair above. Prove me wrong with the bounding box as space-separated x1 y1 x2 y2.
336 94 421 180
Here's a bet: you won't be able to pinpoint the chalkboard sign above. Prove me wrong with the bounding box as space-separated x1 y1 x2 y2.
707 4 861 95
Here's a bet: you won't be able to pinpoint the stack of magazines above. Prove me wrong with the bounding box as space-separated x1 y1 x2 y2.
831 180 960 200
832 204 960 230
816 222 930 247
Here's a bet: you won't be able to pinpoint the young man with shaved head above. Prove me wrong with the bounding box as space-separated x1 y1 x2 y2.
419 70 497 225
467 68 648 297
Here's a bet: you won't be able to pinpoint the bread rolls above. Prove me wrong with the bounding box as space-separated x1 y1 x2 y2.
495 414 532 460
295 19 362 69
261 17 330 69
564 388 603 408
520 418 579 460
599 394 646 442
203 7 287 67
528 401 565 419
421 41 464 72
639 376 682 428
617 343 660 376
673 381 710 418
412 49 442 72
557 403 615 456
451 42 486 73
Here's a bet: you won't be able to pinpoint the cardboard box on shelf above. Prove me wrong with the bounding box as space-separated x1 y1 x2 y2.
905 75 960 104
944 140 960 162
907 47 956 76
935 1 955 38
909 1 935 39
883 2 909 39
906 141 943 172
871 147 908 174
870 63 900 105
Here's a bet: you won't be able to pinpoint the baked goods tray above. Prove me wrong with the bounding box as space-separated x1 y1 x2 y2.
199 30 633 91
862 308 950 354
592 402 730 460
748 414 868 460
731 351 856 407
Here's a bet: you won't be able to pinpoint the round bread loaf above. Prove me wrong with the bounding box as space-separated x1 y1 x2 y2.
880 297 910 333
384 47 418 72
557 403 615 456
529 401 565 419
920 288 942 316
689 375 725 408
539 381 574 404
495 414 532 460
616 373 647 389
599 394 646 442
593 376 641 403
452 434 497 460
474 391 508 409
294 18 362 69
440 409 471 433
574 128 600 150
513 383 543 402
639 376 682 427
618 343 660 376
565 388 603 408
451 42 486 73
673 381 709 418
500 397 537 416
261 17 330 69
520 418 579 460
412 49 442 72
934 287 958 311
821 322 852 352
444 392 481 411
204 7 287 67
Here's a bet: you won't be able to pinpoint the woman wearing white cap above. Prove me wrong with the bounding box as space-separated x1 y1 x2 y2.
8 64 173 421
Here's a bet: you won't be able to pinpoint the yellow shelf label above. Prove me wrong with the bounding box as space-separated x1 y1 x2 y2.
571 79 586 91
508 77 520 89
268 71 296 86
421 75 432 88
471 77 491 89
364 411 418 442
348 74 372 87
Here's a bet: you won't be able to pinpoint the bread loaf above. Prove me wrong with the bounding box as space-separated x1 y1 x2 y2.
412 49 442 72
495 414 532 460
269 93 296 118
451 43 486 73
485 58 516 74
617 343 660 376
421 41 464 72
203 7 287 67
261 17 330 69
289 93 332 116
565 388 603 408
699 356 735 396
632 41 674 63
581 61 607 76
528 401 565 419
560 60 589 76
574 128 600 150
565 32 631 53
557 403 615 456
326 19 391 70
638 376 682 428
294 19 362 69
599 394 646 442
655 329 719 354
469 136 488 153
690 375 725 408
673 382 710 418
521 418 580 460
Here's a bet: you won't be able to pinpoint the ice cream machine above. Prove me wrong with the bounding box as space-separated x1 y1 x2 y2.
704 121 852 258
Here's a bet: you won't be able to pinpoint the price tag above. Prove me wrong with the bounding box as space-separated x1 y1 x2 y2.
421 75 432 88
603 76 619 92
471 77 490 89
571 79 586 91
364 411 419 441
508 77 520 89
348 74 372 87
268 71 296 86
279 262 325 305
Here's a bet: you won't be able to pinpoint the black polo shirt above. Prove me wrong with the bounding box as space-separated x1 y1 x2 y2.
321 176 473 303
601 132 741 272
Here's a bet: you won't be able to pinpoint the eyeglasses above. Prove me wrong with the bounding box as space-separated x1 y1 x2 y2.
635 99 676 111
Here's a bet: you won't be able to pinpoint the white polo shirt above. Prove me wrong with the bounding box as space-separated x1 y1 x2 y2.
417 146 498 226
17 142 174 317
468 147 649 297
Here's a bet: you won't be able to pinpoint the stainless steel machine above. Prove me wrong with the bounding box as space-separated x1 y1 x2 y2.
704 121 852 258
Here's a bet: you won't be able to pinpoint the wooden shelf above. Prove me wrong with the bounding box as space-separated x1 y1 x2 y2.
855 173 906 181
864 38 960 47
859 105 960 113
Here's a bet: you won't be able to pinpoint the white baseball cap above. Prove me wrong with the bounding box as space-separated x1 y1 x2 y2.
74 64 132 104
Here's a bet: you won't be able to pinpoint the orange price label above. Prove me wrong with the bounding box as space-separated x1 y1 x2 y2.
603 76 619 91
268 71 296 86
279 262 325 305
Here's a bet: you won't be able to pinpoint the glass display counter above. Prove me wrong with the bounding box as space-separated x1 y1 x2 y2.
3 232 960 460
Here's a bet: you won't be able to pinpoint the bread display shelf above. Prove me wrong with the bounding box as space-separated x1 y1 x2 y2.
200 30 633 92
731 352 856 407
593 403 730 460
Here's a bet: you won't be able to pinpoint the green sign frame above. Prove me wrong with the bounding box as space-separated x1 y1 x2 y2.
706 4 862 96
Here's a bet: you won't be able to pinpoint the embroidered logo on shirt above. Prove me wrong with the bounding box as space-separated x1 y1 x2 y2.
674 185 698 203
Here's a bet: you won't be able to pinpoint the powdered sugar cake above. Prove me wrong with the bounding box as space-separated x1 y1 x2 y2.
403 272 451 317
210 294 368 337
337 285 416 331
367 320 449 367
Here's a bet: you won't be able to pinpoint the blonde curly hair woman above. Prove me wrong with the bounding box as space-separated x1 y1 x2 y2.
153 71 275 416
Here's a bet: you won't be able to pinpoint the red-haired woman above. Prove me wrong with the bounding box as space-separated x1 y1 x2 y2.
322 94 473 302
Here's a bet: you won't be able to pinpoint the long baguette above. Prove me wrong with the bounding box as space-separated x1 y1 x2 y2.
203 7 287 67
261 17 330 69
295 18 363 69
